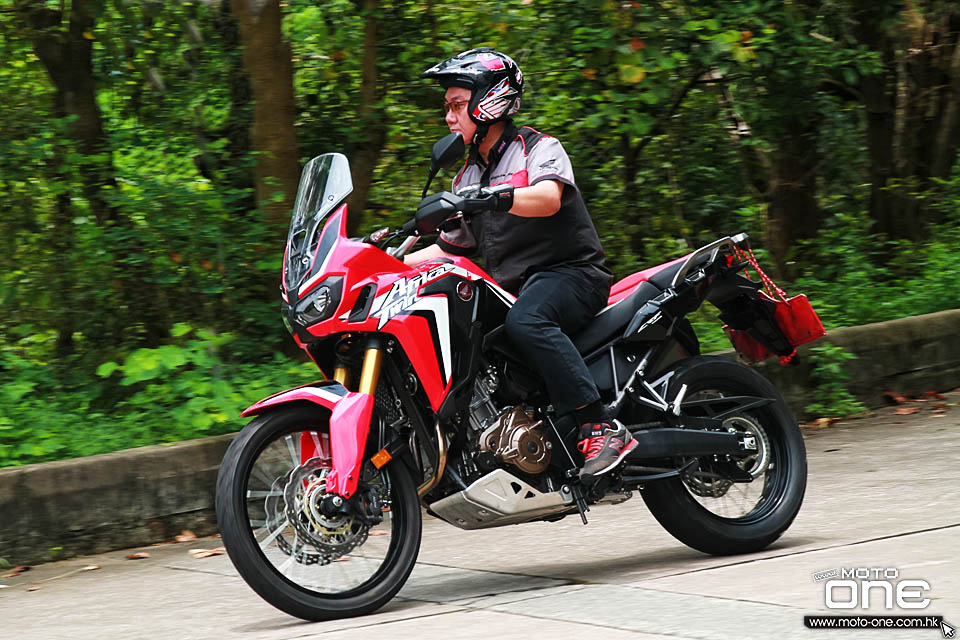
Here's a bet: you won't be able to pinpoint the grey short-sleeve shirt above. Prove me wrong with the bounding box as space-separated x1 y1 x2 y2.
437 125 611 295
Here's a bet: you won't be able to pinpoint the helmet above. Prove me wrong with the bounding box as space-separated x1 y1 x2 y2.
422 47 524 128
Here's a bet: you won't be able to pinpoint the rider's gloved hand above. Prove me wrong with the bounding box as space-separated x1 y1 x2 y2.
446 184 514 214
476 184 514 212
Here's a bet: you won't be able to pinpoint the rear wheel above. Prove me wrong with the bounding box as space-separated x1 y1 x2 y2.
640 356 807 555
216 404 421 620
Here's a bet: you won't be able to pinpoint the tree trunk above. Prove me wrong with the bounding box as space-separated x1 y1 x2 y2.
232 0 300 240
51 128 76 359
715 80 822 278
346 0 386 237
765 123 823 278
854 0 960 239
18 0 169 347
213 0 254 197
23 0 118 225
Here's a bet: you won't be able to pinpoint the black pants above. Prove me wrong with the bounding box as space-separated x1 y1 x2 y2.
504 267 610 417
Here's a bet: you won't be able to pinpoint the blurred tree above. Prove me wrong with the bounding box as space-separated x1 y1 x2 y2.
345 0 387 236
851 0 960 239
232 0 300 241
11 0 170 348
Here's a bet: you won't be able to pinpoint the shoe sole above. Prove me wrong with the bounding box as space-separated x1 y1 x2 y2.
579 438 639 483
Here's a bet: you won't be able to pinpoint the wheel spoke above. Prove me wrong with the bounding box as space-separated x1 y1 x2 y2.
247 489 283 498
259 522 288 550
284 434 299 467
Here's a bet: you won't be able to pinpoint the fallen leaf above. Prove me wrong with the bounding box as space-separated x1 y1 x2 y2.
802 417 839 429
3 566 30 578
334 556 350 562
175 530 197 543
884 391 909 405
933 414 946 418
188 547 225 559
126 552 151 560
893 407 919 415
81 565 100 572
933 402 947 409
368 530 387 537
925 391 947 400
26 586 41 592
866 469 878 472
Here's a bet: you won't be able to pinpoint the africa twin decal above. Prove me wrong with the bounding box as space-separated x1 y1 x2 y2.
369 263 514 384
370 264 459 383
371 264 458 330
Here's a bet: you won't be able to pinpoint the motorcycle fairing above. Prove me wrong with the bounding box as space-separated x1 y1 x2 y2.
240 380 372 498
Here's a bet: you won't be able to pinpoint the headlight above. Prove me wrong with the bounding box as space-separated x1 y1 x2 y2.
293 277 343 326
313 286 332 315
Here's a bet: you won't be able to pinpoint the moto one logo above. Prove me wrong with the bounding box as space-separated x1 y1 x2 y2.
824 568 931 610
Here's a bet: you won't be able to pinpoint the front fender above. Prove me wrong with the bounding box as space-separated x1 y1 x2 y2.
241 381 373 499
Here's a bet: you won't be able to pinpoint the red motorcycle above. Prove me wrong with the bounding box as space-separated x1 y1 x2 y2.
216 134 808 620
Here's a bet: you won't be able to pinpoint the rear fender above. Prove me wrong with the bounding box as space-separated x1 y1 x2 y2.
241 381 373 498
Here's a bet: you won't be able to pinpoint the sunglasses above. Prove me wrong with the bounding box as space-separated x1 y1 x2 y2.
443 100 469 114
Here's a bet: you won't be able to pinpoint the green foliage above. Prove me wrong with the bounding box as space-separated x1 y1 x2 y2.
0 0 958 466
804 343 867 419
0 326 319 468
792 207 960 329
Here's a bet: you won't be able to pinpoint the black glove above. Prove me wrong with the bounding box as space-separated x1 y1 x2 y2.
476 184 514 212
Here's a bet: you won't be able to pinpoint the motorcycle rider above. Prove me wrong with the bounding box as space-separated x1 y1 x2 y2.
406 48 637 481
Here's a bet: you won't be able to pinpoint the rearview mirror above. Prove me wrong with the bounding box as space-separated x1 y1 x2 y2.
422 132 466 199
431 132 465 171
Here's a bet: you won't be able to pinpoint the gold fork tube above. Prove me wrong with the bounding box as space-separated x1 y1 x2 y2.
357 347 383 396
333 366 350 388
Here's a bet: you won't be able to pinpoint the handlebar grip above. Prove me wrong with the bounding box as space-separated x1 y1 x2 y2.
461 198 490 215
401 218 418 235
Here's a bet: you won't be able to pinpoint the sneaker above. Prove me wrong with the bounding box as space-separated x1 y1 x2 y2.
577 420 638 482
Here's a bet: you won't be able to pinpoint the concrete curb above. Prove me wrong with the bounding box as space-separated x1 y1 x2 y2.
0 434 233 566
750 308 960 415
2 309 958 566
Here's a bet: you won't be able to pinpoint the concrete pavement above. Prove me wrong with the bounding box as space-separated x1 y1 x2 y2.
2 395 958 639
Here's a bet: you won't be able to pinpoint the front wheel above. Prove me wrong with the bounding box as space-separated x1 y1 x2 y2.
640 356 807 555
216 404 422 620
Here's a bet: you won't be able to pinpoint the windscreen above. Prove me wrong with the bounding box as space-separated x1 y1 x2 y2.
284 154 353 294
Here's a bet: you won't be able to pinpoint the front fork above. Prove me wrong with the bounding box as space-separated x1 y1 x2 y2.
322 340 448 501
305 341 384 499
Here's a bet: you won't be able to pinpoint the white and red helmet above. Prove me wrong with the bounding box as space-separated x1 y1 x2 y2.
422 48 524 127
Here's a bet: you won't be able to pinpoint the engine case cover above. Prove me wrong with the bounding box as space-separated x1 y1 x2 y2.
478 407 551 474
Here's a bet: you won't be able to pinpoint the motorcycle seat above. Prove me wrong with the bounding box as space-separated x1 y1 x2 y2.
571 253 711 356
644 252 710 290
571 281 661 355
